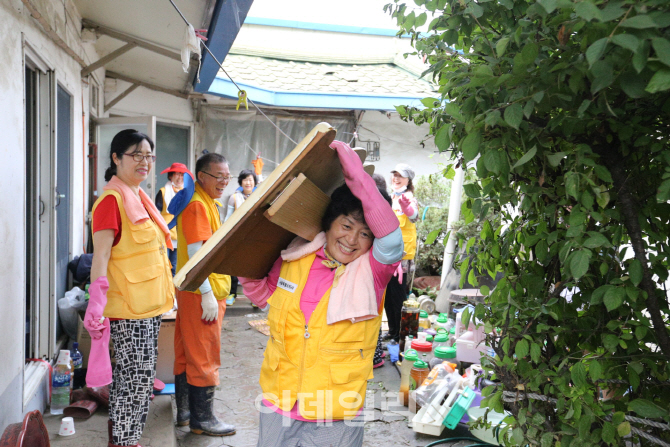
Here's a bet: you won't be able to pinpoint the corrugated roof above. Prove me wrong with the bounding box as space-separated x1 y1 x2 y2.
217 54 436 96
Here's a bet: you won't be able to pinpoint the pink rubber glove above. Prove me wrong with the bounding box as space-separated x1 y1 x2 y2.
398 194 416 217
84 277 109 340
330 140 399 238
86 317 112 387
84 276 112 387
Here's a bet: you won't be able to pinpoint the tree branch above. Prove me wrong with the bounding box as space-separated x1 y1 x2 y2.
598 149 670 360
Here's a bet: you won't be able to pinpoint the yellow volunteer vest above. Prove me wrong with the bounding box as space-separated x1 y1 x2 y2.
397 213 417 260
259 253 383 420
175 182 231 300
159 186 178 241
92 191 174 319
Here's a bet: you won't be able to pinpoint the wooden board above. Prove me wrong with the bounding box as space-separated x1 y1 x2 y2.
264 173 331 241
175 123 345 290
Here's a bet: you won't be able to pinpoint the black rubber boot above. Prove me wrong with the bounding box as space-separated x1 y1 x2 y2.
188 385 236 436
174 373 190 426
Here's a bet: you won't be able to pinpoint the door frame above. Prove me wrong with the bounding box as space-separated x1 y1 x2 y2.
94 116 156 197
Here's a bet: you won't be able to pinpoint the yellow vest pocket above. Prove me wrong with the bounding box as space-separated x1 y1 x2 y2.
123 263 168 315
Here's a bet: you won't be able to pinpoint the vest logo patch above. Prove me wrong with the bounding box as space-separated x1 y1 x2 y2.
277 277 297 293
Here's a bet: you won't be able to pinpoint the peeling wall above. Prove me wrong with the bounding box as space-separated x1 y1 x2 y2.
0 0 98 425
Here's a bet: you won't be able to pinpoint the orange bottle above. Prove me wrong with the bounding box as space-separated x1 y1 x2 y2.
408 360 430 412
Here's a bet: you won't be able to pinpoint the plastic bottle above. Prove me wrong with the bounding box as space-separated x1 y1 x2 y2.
404 335 414 354
398 349 419 406
448 327 457 347
430 346 462 373
50 350 72 415
398 298 420 351
433 313 450 331
71 342 84 390
432 333 450 352
408 360 431 411
411 339 434 365
418 310 431 331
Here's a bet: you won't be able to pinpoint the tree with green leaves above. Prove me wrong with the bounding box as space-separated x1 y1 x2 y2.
386 0 670 445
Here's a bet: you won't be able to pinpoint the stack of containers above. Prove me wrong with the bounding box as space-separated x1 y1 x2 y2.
411 339 434 365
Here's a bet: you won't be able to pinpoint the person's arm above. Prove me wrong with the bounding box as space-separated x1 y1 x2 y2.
399 193 419 222
90 230 114 283
237 256 282 310
330 140 399 239
182 202 218 323
155 189 164 212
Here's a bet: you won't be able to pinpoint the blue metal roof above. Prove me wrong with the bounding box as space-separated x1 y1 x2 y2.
195 0 255 93
208 76 427 110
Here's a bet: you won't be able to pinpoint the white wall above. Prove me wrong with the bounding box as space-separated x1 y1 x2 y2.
0 0 94 426
357 111 448 185
106 78 194 123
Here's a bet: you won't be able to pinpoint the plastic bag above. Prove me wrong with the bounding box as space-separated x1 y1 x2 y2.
387 340 400 363
58 287 88 339
415 363 460 408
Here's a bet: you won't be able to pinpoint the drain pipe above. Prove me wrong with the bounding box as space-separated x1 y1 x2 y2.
440 165 465 285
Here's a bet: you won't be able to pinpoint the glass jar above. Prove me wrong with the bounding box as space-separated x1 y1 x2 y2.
418 310 431 331
399 298 420 351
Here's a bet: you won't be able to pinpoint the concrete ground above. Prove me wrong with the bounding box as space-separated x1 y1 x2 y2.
41 296 483 447
43 394 176 447
175 297 483 447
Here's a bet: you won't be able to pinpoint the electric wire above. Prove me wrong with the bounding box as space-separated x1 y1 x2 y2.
168 0 298 146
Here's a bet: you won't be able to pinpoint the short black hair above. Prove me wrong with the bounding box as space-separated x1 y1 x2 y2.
321 184 366 233
195 153 227 178
237 169 258 187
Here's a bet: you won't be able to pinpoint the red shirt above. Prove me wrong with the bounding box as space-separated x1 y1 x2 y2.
92 195 123 246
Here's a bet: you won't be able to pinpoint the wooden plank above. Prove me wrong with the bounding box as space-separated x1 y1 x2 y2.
264 173 330 242
174 123 341 289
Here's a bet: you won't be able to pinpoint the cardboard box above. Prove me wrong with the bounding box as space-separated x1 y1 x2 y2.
76 313 92 368
76 311 175 383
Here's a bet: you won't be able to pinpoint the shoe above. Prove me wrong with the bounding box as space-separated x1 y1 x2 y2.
381 352 387 359
174 373 190 427
381 332 394 341
189 385 236 436
225 295 236 306
373 359 385 369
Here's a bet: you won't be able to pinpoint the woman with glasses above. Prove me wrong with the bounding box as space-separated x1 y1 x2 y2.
86 129 174 447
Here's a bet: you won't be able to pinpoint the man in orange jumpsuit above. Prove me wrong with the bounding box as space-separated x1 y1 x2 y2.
170 153 234 437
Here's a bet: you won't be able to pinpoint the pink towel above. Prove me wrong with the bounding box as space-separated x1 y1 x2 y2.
104 176 173 249
281 233 378 324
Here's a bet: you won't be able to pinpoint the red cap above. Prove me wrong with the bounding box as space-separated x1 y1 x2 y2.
160 163 193 179
411 340 433 352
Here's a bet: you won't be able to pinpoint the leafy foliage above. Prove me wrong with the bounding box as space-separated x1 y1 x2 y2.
386 0 670 445
414 174 451 276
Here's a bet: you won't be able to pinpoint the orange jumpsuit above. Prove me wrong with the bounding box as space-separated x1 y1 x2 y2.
173 183 231 386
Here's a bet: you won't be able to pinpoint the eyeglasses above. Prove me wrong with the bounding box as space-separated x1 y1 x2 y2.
200 171 231 182
124 153 156 163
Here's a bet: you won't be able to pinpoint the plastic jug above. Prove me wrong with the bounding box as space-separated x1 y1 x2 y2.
399 349 419 406
50 350 72 415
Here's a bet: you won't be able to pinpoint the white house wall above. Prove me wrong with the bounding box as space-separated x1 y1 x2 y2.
0 0 97 427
